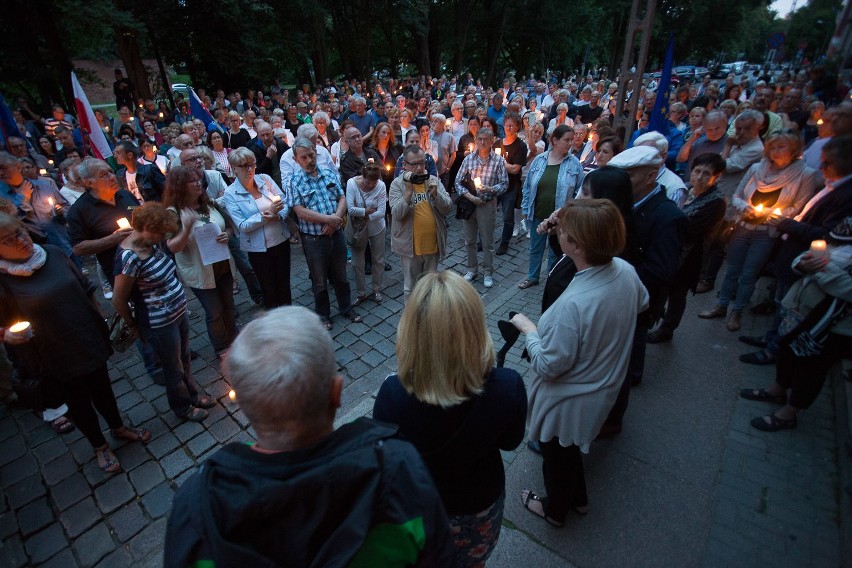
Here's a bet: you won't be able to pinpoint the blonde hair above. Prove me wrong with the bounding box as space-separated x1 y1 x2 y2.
396 271 494 408
764 130 802 160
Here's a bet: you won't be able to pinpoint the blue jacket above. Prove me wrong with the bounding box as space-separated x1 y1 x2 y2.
520 151 584 219
628 122 684 170
222 174 290 252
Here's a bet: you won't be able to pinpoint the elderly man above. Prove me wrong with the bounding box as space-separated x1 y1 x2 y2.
455 127 508 288
279 123 335 189
430 114 457 190
6 136 50 170
747 86 783 139
803 102 852 169
696 110 766 293
249 121 290 188
241 110 258 138
349 97 376 140
389 145 453 301
165 306 454 567
288 138 362 329
634 132 688 208
676 110 728 173
113 141 165 202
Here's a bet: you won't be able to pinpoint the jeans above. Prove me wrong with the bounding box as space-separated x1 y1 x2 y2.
351 229 386 296
58 364 122 448
191 270 237 354
717 227 776 312
142 313 198 417
228 235 263 303
526 217 559 282
463 200 496 275
301 230 353 320
247 240 291 309
498 188 517 246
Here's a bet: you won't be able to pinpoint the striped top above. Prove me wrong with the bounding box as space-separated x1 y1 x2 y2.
116 244 186 329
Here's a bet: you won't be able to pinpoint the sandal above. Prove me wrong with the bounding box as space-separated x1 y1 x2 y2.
180 407 208 423
195 396 216 409
111 427 152 444
739 388 786 404
95 445 121 474
52 416 76 434
520 490 564 527
345 312 364 324
518 279 539 290
372 292 383 304
751 413 797 432
353 295 368 307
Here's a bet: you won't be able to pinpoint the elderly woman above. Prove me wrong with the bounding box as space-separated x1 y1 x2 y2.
113 203 215 423
207 131 232 178
547 103 574 136
699 131 821 331
511 199 648 526
164 166 237 357
374 271 526 566
346 162 387 304
518 125 584 289
0 213 150 473
222 147 292 309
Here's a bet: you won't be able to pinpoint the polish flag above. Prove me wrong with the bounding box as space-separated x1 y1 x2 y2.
71 72 112 160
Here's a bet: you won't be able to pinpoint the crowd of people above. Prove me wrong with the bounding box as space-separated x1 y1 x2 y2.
1 63 851 566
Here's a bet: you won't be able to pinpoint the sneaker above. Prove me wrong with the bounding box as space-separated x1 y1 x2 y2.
512 226 520 238
484 276 493 288
102 283 113 300
463 271 477 281
495 243 509 255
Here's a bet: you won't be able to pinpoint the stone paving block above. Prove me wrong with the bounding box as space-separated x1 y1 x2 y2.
230 409 249 428
113 442 150 473
68 437 94 466
343 359 371 379
0 418 20 443
125 401 158 426
107 501 147 542
193 365 221 387
1 535 27 568
24 523 67 564
94 474 135 514
129 460 165 495
128 517 167 561
7 474 46 510
39 546 79 568
62 497 101 538
146 431 180 459
336 348 358 366
186 431 216 458
24 424 56 448
140 483 174 519
172 420 204 444
51 472 90 511
16 497 53 536
202 402 228 424
74 522 114 567
151 394 171 414
0 435 26 467
116 391 144 412
349 340 372 355
17 412 44 432
359 349 386 368
109 378 132 398
1 453 38 487
93 546 134 568
208 417 241 444
41 453 78 485
160 449 195 479
0 510 19 540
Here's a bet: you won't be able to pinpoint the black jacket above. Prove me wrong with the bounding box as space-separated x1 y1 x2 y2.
116 163 165 202
250 138 290 188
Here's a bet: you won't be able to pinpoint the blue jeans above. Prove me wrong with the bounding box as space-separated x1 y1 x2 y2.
717 227 776 313
142 313 198 417
301 230 353 320
526 217 559 282
498 189 517 245
191 269 237 354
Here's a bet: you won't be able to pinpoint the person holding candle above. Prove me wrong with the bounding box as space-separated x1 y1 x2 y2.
699 131 822 332
113 202 215 423
494 113 528 256
346 162 387 304
367 122 402 188
164 166 238 357
223 147 293 310
455 127 508 289
0 212 151 472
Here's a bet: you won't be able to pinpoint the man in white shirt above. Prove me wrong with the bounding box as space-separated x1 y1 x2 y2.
633 132 687 209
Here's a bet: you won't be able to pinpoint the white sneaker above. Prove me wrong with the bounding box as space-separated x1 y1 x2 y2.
483 276 493 288
103 291 113 300
463 271 477 281
512 226 520 238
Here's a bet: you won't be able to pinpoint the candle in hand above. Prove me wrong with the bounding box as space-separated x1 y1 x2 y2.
385 164 391 172
117 218 131 230
39 169 47 175
9 321 32 340
473 177 482 189
468 143 474 153
809 239 828 261
495 148 502 157
772 208 782 216
754 204 764 213
270 195 282 205
48 197 54 207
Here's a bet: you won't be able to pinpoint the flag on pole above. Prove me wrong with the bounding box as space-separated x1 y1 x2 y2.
71 72 112 160
189 87 214 128
649 34 675 136
0 92 23 149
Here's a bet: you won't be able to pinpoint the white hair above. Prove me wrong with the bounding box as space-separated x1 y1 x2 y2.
634 131 668 160
297 123 318 139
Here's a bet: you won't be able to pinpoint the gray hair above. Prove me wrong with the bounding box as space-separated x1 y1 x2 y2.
403 144 424 161
77 158 110 180
431 113 446 123
736 109 765 127
227 146 254 168
224 306 337 433
297 123 318 139
633 131 669 160
312 111 330 124
292 137 315 154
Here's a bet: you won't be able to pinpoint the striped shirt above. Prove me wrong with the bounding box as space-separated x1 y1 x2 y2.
116 244 186 329
288 166 344 235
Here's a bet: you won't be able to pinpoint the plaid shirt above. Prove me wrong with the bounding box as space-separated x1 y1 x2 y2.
288 166 344 235
455 151 508 196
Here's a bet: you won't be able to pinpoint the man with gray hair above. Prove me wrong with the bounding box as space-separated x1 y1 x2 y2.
165 306 455 567
349 97 376 140
250 121 290 187
633 131 688 208
279 123 335 188
676 110 728 172
430 113 457 189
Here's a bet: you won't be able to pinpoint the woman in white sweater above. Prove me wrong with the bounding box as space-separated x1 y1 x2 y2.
511 199 649 527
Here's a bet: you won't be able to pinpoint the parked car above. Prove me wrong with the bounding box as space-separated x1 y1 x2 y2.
715 64 733 78
674 66 710 82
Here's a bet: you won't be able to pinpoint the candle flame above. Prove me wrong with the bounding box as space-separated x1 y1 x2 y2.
117 218 131 230
773 208 782 216
39 169 47 175
48 197 54 206
228 389 237 401
754 204 764 213
817 119 823 125
473 177 482 188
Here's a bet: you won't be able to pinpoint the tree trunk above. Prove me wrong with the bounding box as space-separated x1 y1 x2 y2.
311 13 328 83
115 26 152 101
451 0 475 74
428 3 441 77
33 0 74 109
484 0 510 86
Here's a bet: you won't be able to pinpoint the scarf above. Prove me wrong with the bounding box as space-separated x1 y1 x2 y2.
0 244 47 276
742 157 806 197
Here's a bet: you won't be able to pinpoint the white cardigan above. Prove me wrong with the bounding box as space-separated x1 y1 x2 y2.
525 258 649 452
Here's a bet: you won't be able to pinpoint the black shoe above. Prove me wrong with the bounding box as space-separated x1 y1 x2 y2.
477 242 483 252
646 328 673 344
365 263 372 276
738 335 767 348
151 372 166 386
384 264 391 271
190 350 200 361
739 350 778 365
495 243 509 255
749 300 776 316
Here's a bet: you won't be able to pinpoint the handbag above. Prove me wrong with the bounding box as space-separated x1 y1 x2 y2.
455 172 478 220
344 181 370 249
109 313 139 352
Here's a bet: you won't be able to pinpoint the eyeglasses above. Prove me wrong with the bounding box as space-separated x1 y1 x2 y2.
237 162 257 169
404 160 425 167
0 228 29 247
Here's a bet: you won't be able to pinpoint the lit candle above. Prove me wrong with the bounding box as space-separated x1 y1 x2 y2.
385 164 391 172
228 389 237 401
117 218 131 230
494 148 502 157
473 177 482 189
817 119 823 126
468 143 474 153
754 204 764 214
105 126 110 132
445 119 452 128
48 197 54 207
9 321 32 340
270 194 282 205
152 145 158 153
38 168 47 175
809 239 828 261
159 112 164 118
47 159 54 166
772 207 782 216
129 117 135 121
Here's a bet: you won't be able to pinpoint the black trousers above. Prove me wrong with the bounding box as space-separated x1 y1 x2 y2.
58 364 122 448
540 439 588 523
247 240 292 309
777 333 852 410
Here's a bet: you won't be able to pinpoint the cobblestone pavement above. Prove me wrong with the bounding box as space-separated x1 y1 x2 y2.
0 219 847 567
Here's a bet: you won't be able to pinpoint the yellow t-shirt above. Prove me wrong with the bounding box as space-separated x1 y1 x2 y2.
411 185 438 256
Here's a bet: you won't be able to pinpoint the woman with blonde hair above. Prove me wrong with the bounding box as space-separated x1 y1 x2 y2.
373 271 527 567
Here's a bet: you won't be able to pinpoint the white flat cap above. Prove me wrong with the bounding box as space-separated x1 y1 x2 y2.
608 145 663 169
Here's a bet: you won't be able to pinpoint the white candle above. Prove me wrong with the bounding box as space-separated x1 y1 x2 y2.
754 204 764 214
473 177 482 189
48 197 54 207
385 164 391 172
47 159 54 166
494 148 502 157
38 168 47 175
468 143 474 153
270 195 282 205
772 208 782 216
809 240 828 261
228 389 237 401
117 218 131 230
9 321 32 340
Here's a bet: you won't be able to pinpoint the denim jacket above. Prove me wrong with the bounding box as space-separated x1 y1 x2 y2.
520 151 584 218
222 174 290 252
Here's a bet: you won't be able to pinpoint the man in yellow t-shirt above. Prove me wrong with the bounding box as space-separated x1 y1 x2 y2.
388 146 453 301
